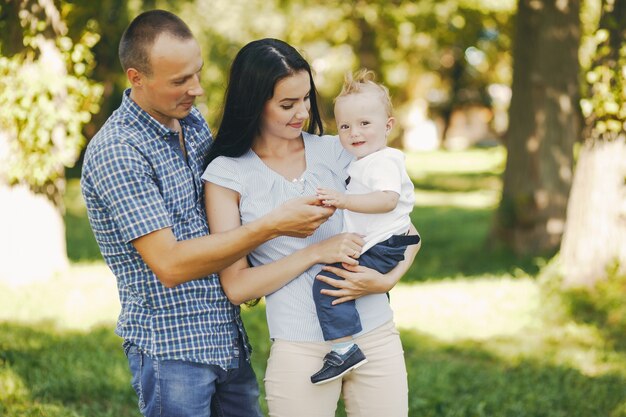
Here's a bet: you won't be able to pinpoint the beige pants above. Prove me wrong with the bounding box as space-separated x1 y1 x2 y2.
264 321 408 417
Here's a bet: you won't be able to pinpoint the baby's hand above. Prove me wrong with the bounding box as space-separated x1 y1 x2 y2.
316 188 349 209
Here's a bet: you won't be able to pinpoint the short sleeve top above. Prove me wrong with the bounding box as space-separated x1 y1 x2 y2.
344 147 415 253
81 90 245 368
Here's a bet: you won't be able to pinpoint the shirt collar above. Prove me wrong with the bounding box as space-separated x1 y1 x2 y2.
120 89 204 138
181 111 204 131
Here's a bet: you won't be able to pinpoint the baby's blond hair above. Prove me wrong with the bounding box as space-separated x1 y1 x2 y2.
335 69 393 116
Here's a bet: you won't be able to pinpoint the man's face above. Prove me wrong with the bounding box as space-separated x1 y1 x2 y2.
135 33 204 128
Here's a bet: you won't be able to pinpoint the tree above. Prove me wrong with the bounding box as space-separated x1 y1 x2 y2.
0 0 102 283
560 0 626 287
491 0 582 255
177 0 515 136
64 0 133 137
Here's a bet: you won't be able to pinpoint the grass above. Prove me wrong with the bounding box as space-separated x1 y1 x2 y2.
0 324 135 417
2 146 626 416
402 330 626 417
64 179 102 263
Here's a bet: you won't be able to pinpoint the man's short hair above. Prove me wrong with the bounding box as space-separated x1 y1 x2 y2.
119 9 194 75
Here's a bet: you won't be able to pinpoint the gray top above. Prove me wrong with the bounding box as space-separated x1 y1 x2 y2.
202 132 394 341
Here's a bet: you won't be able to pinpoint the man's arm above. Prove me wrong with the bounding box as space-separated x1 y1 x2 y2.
203 181 364 305
133 191 335 288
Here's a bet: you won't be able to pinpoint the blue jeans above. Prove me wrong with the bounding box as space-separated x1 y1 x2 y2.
125 336 262 417
313 233 420 341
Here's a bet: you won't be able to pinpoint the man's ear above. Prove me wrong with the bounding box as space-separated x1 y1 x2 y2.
385 117 395 135
127 68 143 87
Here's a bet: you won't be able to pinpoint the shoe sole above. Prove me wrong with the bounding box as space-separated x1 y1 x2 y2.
312 358 368 385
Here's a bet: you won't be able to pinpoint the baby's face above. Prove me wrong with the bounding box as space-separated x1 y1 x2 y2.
334 92 393 159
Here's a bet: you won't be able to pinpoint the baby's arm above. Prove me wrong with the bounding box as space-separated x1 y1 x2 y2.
316 187 399 214
205 181 364 305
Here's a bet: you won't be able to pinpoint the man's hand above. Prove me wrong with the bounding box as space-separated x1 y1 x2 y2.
269 195 336 238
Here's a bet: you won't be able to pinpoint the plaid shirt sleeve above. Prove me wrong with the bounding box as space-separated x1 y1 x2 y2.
91 140 172 243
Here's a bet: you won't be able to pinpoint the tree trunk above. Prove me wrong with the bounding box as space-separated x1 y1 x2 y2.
560 138 626 287
0 184 68 285
492 0 581 255
559 0 626 287
355 13 380 75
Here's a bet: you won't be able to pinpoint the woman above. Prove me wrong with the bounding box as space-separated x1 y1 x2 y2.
202 38 419 417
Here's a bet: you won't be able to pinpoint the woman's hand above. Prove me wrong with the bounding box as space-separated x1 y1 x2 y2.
310 233 364 266
316 225 420 305
315 263 393 305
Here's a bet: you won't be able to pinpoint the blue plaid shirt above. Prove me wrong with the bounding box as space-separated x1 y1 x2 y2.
81 90 249 368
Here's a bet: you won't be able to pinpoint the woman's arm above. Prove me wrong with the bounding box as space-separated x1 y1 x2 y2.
205 181 365 305
315 223 421 305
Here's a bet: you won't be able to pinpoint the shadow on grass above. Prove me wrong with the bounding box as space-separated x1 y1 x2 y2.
411 172 501 193
65 210 102 262
559 271 626 352
407 206 547 282
64 179 102 262
0 322 135 417
244 306 626 417
401 328 626 417
2 314 625 417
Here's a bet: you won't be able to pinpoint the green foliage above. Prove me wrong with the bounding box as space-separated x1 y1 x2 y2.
0 2 103 190
563 265 626 350
580 0 626 142
78 0 515 134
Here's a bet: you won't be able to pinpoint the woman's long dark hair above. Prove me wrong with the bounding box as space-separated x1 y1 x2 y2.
206 38 324 165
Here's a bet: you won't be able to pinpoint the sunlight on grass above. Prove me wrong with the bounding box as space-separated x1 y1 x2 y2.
392 277 626 379
414 189 499 209
391 276 540 342
407 147 503 209
2 262 623 382
0 263 118 330
2 266 626 416
405 147 505 176
0 368 28 403
3 147 624 416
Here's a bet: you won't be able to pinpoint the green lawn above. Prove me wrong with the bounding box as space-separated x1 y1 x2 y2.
2 147 625 416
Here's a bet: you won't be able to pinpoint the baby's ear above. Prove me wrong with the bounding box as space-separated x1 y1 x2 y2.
386 117 395 133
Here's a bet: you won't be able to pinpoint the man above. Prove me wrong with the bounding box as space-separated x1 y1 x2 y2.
81 10 333 417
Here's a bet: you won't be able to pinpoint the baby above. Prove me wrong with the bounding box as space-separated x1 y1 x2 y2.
311 69 420 385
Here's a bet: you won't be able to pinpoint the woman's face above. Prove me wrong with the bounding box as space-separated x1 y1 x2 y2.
259 70 311 142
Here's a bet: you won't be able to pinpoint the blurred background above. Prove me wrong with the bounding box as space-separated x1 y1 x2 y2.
0 0 625 416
